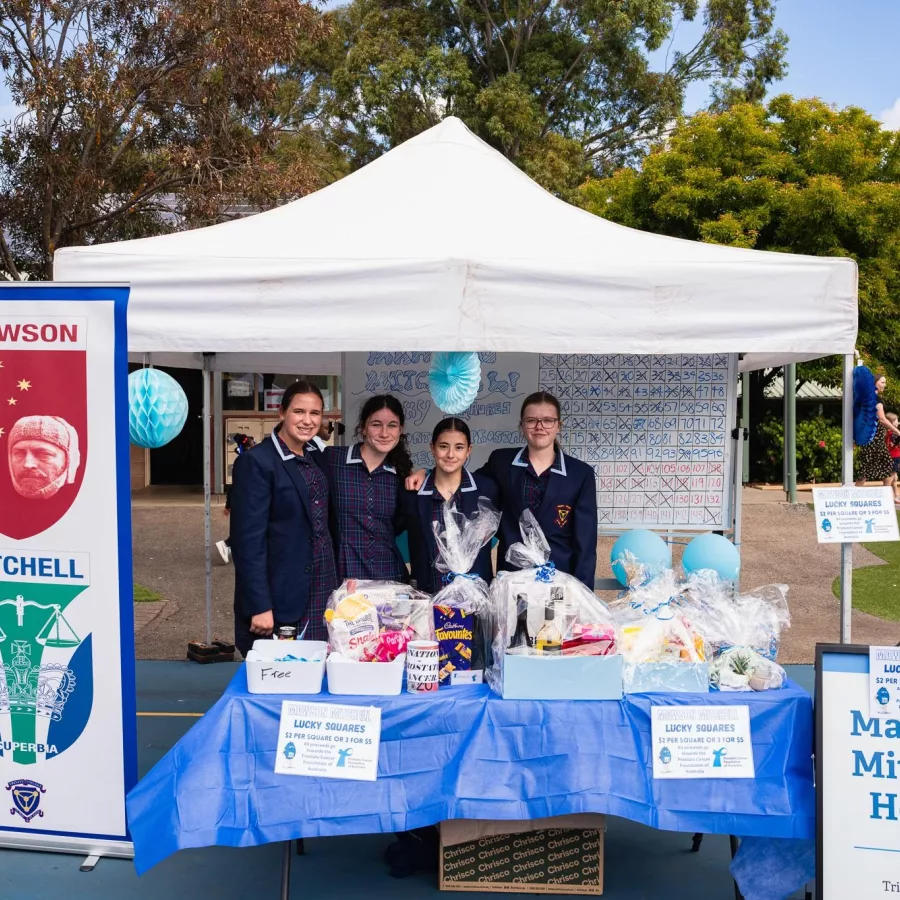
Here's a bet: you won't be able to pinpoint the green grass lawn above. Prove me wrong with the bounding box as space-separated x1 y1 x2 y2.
832 512 900 620
134 583 164 603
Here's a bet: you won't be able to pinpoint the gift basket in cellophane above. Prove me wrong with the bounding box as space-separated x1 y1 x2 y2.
610 564 710 694
431 498 500 686
682 570 791 692
324 578 434 695
487 511 622 700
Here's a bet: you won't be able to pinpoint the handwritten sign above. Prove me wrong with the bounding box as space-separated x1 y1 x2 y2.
343 352 736 528
344 352 533 471
651 705 755 779
813 486 900 544
541 354 735 528
275 701 381 781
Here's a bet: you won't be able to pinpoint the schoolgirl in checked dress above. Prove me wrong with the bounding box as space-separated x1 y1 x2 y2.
320 395 411 582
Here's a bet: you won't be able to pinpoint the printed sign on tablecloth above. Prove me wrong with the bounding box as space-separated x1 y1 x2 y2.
275 701 381 781
651 706 755 779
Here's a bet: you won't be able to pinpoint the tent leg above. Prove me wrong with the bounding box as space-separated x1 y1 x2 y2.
732 425 744 592
841 353 854 644
785 363 797 503
203 354 213 646
741 371 750 484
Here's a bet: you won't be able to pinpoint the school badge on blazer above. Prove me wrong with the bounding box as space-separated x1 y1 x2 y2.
555 504 572 527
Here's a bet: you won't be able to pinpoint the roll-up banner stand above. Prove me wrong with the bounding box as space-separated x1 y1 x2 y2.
0 284 136 860
817 643 900 900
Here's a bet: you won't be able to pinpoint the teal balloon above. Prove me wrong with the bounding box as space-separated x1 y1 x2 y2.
610 529 672 586
682 533 741 581
128 369 189 448
429 351 481 414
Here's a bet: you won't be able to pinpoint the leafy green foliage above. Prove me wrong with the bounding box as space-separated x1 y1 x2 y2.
305 0 787 195
581 97 900 383
0 0 333 279
756 415 846 484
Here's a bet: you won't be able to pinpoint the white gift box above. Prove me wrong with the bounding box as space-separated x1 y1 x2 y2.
245 640 326 694
326 652 406 696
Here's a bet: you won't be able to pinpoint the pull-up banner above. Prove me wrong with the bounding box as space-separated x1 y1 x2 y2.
0 284 135 858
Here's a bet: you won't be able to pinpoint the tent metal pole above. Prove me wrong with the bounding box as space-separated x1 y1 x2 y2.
741 371 749 484
203 353 213 646
785 363 797 503
840 353 854 644
732 425 744 591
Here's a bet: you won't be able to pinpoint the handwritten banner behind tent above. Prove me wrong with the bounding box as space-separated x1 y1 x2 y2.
343 352 736 530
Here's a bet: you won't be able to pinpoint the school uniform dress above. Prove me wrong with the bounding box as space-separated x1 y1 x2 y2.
321 443 406 582
476 446 597 590
230 431 338 655
399 468 499 594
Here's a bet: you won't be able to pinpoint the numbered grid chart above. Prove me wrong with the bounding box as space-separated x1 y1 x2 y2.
538 354 734 528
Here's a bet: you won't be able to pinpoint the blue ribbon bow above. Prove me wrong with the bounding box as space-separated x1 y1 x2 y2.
442 572 479 586
631 595 678 621
534 562 556 583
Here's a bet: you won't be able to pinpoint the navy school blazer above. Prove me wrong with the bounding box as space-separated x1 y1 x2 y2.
398 468 500 594
230 432 326 622
475 447 597 589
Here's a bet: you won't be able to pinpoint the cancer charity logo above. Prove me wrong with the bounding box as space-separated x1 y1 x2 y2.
0 550 93 766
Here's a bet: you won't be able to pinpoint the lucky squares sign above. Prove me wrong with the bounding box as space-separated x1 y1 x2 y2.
0 285 135 857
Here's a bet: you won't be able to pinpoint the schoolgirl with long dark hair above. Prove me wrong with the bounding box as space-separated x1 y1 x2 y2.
398 417 499 593
408 391 597 589
320 394 412 581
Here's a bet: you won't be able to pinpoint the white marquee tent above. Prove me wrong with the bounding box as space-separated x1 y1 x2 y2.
55 116 857 374
53 115 860 643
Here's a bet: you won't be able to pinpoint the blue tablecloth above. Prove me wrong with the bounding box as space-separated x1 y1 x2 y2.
128 667 814 885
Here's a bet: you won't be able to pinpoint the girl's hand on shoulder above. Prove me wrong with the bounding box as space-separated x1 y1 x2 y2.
406 469 427 491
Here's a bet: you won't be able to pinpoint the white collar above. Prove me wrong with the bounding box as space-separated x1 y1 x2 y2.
270 431 316 461
417 468 477 496
347 442 396 474
512 446 566 476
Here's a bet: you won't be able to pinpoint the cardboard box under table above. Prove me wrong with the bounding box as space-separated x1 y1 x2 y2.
439 814 606 895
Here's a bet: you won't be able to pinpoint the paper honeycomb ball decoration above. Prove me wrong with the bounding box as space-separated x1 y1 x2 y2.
681 533 741 581
610 529 672 587
128 368 189 448
429 351 481 414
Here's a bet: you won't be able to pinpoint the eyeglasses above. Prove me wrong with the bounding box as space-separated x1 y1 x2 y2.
522 417 559 429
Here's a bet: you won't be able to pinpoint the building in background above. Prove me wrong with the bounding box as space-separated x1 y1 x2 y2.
129 368 341 493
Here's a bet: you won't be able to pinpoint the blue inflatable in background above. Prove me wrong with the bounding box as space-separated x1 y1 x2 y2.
128 368 189 448
682 532 741 581
610 529 672 586
853 364 879 446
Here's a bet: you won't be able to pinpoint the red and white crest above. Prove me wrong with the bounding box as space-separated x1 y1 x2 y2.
0 317 88 540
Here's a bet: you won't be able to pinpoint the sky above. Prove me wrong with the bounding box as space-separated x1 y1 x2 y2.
2 0 900 125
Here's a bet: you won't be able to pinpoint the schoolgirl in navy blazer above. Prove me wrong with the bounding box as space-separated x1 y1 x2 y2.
400 467 499 593
398 417 500 593
475 444 597 589
407 393 597 590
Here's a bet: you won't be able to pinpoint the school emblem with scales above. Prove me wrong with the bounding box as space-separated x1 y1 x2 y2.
0 589 88 766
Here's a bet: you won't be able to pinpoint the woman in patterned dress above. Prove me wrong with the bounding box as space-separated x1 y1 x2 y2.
856 373 900 500
230 382 338 652
321 395 412 582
